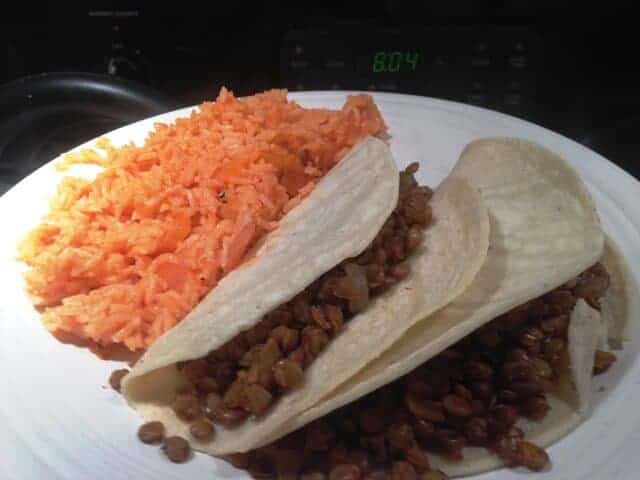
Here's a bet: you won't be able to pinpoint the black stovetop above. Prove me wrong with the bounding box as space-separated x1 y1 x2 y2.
2 4 638 190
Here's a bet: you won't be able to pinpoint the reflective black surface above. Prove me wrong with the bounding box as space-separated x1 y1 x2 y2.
0 73 174 193
1 3 638 187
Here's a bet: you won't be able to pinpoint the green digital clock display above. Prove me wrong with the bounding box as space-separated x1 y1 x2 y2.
371 51 420 73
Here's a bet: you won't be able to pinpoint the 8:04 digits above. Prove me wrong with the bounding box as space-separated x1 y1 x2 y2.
372 51 420 73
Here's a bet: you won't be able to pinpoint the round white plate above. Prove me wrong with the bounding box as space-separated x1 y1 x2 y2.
1 92 638 480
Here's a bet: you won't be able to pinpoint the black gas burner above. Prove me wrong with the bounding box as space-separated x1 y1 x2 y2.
0 73 174 194
0 115 122 191
31 117 119 163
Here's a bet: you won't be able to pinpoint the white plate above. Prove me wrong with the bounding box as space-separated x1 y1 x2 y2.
1 92 639 480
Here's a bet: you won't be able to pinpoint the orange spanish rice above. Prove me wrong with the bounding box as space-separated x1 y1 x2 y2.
17 88 386 351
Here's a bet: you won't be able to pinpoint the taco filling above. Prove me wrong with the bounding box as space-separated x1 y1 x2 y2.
222 263 614 480
171 163 432 426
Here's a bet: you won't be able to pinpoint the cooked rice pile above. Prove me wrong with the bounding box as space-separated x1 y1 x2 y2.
18 88 386 350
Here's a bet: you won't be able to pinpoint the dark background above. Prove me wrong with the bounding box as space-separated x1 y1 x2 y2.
1 1 638 192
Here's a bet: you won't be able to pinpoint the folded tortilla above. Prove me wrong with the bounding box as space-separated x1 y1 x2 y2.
428 245 636 477
600 235 637 347
266 138 634 476
122 136 491 454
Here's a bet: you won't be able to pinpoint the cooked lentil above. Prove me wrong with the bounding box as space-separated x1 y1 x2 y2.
391 461 417 480
593 350 616 375
137 421 165 444
172 393 201 421
163 436 191 463
330 464 362 480
190 419 216 442
108 368 128 392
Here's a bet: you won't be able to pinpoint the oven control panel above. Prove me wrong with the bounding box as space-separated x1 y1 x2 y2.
281 25 542 120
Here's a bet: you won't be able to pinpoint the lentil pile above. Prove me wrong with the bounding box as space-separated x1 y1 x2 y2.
220 262 615 479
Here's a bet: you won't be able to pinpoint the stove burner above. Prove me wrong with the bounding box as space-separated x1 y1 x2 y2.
0 114 124 192
0 73 174 195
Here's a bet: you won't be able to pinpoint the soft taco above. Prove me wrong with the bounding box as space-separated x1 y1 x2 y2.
120 137 633 478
